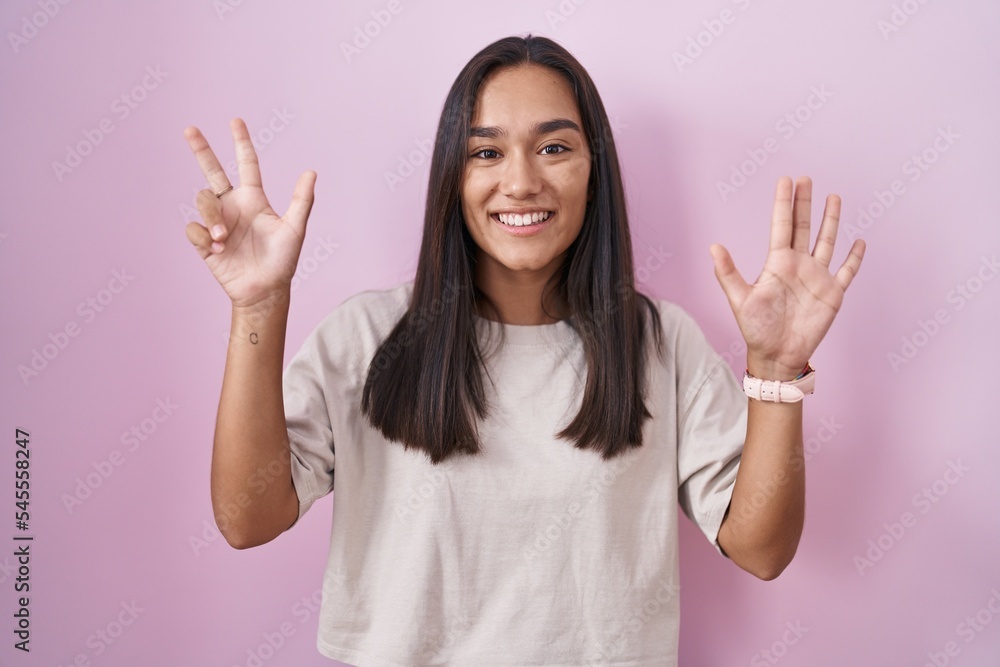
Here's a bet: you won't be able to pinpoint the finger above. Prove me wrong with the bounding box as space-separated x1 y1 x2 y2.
284 170 317 234
812 193 841 268
185 221 225 259
769 176 794 251
833 239 866 292
231 118 263 188
195 189 230 243
791 176 812 253
709 243 751 313
184 125 232 194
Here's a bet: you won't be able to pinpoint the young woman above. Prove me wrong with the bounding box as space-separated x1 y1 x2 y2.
183 35 865 667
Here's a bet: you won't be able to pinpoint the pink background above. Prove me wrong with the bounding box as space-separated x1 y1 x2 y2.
2 1 999 665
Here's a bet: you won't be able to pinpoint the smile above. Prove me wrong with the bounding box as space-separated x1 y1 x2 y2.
491 211 553 227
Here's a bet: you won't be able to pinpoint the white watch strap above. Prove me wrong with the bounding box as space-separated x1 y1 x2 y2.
743 368 816 403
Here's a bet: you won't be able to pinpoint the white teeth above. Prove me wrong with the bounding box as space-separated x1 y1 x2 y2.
497 211 551 226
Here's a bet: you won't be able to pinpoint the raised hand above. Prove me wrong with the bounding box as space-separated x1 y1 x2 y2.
183 118 316 309
708 176 866 380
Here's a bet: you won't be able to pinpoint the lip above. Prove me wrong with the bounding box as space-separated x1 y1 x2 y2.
490 210 554 237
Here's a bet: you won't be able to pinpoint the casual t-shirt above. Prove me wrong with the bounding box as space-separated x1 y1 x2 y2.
281 281 747 666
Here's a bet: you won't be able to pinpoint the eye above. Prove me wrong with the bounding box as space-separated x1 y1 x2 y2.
471 148 500 160
542 144 568 155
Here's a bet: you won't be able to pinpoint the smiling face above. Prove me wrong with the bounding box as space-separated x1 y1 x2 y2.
460 64 592 292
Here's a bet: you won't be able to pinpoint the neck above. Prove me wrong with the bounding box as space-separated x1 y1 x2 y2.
474 253 569 325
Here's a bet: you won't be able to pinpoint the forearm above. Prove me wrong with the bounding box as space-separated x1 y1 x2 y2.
211 291 299 549
717 358 806 580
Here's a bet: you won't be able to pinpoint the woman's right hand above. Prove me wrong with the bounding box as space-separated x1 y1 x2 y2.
183 118 316 309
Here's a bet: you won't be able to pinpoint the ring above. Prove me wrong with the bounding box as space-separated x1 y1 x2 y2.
215 185 234 198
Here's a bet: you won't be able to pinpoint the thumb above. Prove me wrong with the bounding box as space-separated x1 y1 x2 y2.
284 170 317 234
709 244 750 313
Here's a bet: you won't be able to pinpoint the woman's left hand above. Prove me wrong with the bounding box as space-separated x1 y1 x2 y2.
709 176 866 380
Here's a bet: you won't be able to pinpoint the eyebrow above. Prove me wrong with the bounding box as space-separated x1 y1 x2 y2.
469 118 582 139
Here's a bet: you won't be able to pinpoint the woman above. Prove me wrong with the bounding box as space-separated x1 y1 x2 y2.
183 35 864 666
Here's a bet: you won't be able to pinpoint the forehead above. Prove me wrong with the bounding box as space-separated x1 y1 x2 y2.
470 64 582 127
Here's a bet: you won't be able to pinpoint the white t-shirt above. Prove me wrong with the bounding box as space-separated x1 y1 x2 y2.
282 281 747 666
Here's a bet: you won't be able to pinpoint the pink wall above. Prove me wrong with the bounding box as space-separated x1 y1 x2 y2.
2 1 998 665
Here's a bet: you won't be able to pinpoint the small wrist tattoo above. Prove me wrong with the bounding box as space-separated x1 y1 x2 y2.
249 332 259 344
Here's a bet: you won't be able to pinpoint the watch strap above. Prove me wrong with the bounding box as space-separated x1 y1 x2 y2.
743 367 816 403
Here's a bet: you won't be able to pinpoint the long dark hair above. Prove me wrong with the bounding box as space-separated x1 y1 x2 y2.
361 34 665 463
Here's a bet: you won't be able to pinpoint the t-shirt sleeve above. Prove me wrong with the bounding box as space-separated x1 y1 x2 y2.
672 306 747 558
282 327 335 529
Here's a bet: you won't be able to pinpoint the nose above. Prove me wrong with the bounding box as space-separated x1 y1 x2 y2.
498 150 542 199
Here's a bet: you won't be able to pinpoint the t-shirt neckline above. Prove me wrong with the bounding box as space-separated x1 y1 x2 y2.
473 313 577 346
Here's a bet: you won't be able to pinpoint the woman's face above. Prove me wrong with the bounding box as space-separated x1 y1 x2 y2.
460 64 592 279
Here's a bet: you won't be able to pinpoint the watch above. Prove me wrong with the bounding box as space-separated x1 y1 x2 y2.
743 364 816 403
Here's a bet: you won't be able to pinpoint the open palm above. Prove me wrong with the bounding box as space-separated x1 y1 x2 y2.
709 176 866 379
183 118 316 309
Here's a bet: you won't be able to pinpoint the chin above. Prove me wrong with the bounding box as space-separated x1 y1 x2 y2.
492 253 555 273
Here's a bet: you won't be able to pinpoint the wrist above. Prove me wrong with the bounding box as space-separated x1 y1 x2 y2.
230 291 291 342
745 357 805 382
231 290 291 317
743 359 816 403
